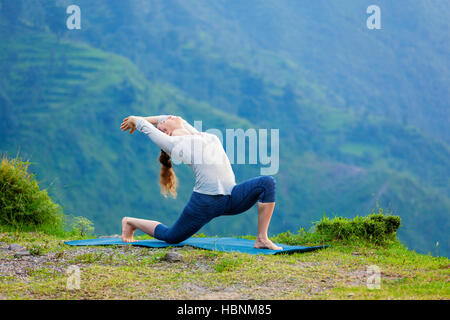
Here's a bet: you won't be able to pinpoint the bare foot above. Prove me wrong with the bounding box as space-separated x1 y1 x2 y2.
121 217 137 243
254 238 283 250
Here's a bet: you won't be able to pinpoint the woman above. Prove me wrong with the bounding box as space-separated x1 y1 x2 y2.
120 114 282 250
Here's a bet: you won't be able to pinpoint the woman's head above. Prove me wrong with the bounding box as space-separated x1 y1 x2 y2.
158 150 178 198
156 116 183 136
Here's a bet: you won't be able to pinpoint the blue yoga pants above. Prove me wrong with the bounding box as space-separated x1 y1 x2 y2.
154 175 276 244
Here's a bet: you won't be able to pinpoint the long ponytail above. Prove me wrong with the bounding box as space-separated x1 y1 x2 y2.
158 150 178 198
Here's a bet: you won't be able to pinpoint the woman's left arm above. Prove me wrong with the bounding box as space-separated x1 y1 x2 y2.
143 116 160 125
135 117 175 154
141 115 172 125
154 114 201 134
121 116 175 154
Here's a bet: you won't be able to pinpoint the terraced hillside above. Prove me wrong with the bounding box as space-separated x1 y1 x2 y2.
0 9 449 257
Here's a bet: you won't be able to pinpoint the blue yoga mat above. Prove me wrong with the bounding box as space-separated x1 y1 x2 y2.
64 237 327 255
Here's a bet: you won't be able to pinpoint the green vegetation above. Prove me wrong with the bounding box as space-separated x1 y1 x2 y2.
0 1 448 258
0 157 447 300
0 152 94 239
214 256 244 273
0 152 64 234
255 209 402 249
0 225 448 300
315 210 401 245
66 216 95 238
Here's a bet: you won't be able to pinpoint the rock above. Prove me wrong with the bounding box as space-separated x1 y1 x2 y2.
14 250 31 258
161 252 183 262
352 251 361 256
8 244 25 251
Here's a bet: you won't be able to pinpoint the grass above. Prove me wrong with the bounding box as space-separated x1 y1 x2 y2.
0 152 65 234
213 256 244 273
0 228 448 300
0 152 97 240
1 165 447 301
0 155 447 300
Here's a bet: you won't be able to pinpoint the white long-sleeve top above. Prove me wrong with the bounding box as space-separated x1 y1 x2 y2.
134 116 236 195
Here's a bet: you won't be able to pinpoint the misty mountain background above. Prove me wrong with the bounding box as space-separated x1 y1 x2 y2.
0 0 448 256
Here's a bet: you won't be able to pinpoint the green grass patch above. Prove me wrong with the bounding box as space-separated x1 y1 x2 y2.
0 152 65 234
269 209 401 249
315 209 401 245
0 152 96 239
213 256 244 273
0 229 448 300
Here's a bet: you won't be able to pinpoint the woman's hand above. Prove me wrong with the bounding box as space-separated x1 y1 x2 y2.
120 116 137 134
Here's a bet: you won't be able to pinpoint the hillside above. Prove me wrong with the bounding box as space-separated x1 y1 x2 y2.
63 0 450 141
0 230 448 300
0 1 449 257
0 138 448 301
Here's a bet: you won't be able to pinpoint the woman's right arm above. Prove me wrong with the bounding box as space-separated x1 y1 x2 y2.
152 114 201 134
133 116 175 154
142 115 173 125
181 118 201 134
143 116 160 125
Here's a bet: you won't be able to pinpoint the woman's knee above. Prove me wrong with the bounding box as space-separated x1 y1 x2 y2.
155 225 186 244
157 218 205 244
163 234 185 244
259 175 276 191
258 175 276 202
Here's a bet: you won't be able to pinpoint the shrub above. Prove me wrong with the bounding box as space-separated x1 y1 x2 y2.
68 216 95 237
28 244 45 256
0 152 64 233
315 209 401 245
271 227 325 246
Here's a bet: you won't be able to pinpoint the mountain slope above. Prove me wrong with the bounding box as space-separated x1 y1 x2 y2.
60 0 450 141
0 2 449 256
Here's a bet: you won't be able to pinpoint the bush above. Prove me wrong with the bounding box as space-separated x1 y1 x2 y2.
0 152 64 233
269 209 401 247
271 227 325 246
315 209 401 245
66 215 95 237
